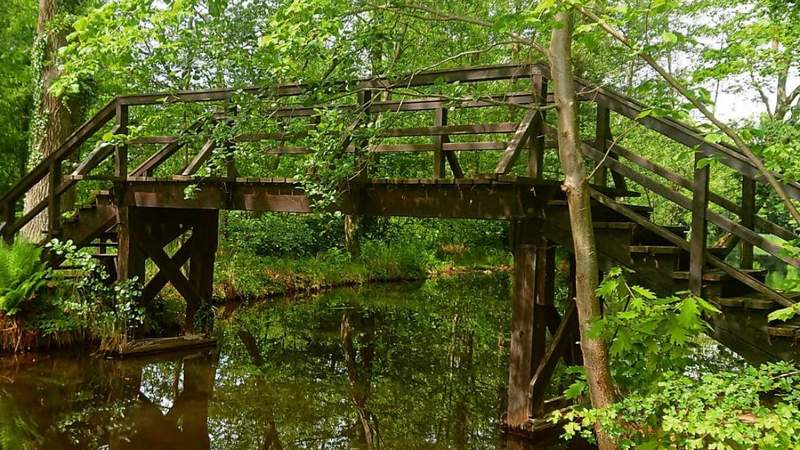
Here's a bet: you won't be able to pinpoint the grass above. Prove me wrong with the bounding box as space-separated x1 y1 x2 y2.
213 240 511 301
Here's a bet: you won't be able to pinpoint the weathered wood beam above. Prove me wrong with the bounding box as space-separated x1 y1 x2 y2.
134 233 203 307
181 140 217 176
508 222 538 427
609 141 795 241
141 234 197 303
690 153 710 296
495 110 539 174
528 301 577 417
557 126 800 268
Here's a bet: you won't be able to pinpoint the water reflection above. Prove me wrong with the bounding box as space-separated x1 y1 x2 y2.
0 273 577 449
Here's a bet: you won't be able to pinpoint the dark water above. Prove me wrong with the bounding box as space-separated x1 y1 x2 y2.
0 273 574 449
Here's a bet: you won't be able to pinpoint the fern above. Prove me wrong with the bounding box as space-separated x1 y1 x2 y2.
0 241 49 316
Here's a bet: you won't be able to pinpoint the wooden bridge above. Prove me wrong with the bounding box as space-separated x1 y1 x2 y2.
2 63 800 431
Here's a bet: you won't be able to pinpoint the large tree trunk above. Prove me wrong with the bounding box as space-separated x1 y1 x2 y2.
22 0 81 241
548 8 618 450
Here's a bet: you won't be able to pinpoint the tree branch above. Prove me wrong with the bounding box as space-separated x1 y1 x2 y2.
575 4 800 229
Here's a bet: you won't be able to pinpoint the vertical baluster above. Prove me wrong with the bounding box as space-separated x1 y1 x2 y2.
355 89 372 179
593 106 611 187
1 201 14 243
434 107 447 178
690 152 710 296
114 102 129 178
741 176 756 269
47 159 62 238
225 104 238 179
528 72 547 179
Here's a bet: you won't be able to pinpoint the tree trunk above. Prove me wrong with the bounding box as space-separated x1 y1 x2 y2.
22 0 81 241
344 214 361 257
548 8 618 450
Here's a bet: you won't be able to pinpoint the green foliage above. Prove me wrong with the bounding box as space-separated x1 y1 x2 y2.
0 241 50 317
590 267 720 389
558 362 800 449
48 239 143 352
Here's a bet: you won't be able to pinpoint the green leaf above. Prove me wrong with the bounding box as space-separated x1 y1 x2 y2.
768 304 800 323
661 31 678 44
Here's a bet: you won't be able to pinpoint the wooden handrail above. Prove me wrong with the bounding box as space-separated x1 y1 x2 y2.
544 125 800 268
0 100 117 207
533 62 800 201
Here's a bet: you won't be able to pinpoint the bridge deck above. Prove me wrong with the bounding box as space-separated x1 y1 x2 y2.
109 176 632 219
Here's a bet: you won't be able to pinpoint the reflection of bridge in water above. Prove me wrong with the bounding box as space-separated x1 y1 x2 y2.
2 63 800 434
1 281 599 449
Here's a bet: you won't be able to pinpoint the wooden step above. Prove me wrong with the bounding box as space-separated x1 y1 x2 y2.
629 245 681 255
672 269 767 282
712 294 779 310
768 324 800 338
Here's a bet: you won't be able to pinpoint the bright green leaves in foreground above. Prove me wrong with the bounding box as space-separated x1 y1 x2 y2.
562 362 800 449
590 267 720 389
557 268 800 449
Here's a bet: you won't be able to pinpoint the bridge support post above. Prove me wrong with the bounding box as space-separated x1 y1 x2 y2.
507 220 550 428
116 206 220 335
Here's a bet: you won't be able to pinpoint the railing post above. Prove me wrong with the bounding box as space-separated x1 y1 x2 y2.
114 102 129 179
741 175 756 269
1 201 14 243
690 152 710 296
593 105 611 187
528 72 547 178
355 89 372 179
434 107 447 178
47 159 62 238
225 103 238 178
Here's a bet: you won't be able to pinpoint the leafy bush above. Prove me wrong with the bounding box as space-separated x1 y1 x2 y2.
0 240 50 316
48 239 143 353
555 268 800 449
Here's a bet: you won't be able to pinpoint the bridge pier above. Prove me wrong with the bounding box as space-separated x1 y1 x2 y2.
506 220 580 430
116 206 219 334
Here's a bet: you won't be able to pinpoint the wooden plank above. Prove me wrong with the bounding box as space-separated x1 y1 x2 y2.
118 64 536 106
690 153 710 296
47 160 62 237
130 136 178 145
593 106 613 187
547 61 800 201
114 104 129 178
0 100 116 207
444 141 507 152
528 74 547 178
370 143 437 153
381 122 518 138
741 176 756 269
134 233 203 306
131 118 208 177
181 140 217 176
141 235 197 302
496 110 538 174
508 232 537 427
434 108 447 178
116 335 217 357
71 141 116 177
529 301 577 417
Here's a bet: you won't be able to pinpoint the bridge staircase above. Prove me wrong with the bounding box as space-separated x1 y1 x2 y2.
1 63 799 431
